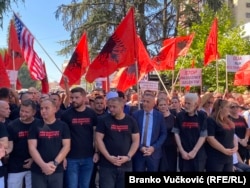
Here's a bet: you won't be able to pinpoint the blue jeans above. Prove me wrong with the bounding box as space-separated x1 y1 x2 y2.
66 157 94 188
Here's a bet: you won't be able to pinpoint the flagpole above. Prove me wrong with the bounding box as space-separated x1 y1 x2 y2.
154 67 170 97
171 58 185 94
130 7 140 110
13 13 63 75
225 55 228 91
135 60 140 110
171 69 174 95
216 57 218 92
11 51 17 90
106 76 110 92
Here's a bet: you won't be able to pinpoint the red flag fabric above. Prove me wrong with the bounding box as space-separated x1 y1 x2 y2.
234 60 250 86
151 39 176 70
110 67 126 88
0 55 11 88
3 50 11 68
151 33 195 71
16 78 22 90
137 36 154 74
115 65 137 92
8 19 25 70
41 63 49 94
204 18 219 66
191 59 195 68
59 32 90 89
85 7 137 83
13 13 45 80
163 33 195 57
111 36 152 92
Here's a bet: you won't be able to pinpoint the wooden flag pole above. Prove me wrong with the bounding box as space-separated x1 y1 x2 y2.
216 56 219 92
154 67 170 97
135 60 141 110
11 51 17 90
225 56 228 91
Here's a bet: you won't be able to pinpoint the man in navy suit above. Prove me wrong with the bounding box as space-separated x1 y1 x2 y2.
132 92 167 171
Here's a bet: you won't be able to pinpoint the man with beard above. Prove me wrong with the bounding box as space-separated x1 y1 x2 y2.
61 87 99 188
96 97 139 188
7 99 38 188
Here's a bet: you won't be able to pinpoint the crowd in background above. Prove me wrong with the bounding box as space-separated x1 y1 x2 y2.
0 85 249 188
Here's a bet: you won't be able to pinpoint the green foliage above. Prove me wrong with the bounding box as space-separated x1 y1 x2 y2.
168 4 250 93
18 64 40 89
0 0 25 28
55 0 176 58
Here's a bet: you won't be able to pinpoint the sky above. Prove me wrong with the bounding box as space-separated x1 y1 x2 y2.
0 0 72 82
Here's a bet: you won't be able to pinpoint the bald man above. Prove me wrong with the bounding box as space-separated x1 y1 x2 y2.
0 100 10 188
0 101 11 126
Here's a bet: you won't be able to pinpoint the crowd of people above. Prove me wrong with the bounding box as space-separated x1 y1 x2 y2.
0 85 249 188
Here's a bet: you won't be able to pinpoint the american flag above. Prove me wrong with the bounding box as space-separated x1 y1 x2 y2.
13 13 45 80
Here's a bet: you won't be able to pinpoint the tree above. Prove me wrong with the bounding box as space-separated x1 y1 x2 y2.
169 3 250 93
18 63 40 89
0 0 25 28
206 0 224 12
55 1 250 93
55 0 177 58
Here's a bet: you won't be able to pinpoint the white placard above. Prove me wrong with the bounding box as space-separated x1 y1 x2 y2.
179 68 202 86
139 80 159 92
226 55 250 72
6 70 18 85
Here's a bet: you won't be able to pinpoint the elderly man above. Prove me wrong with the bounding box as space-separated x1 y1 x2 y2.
172 93 207 172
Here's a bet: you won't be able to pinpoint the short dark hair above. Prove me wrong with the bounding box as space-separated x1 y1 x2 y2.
117 91 125 99
0 87 10 99
21 99 37 111
71 87 86 96
95 95 104 101
50 92 61 100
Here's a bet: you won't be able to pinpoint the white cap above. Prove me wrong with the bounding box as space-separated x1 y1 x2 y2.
106 91 118 100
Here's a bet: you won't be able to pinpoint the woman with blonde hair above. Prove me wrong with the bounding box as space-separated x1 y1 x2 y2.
199 92 214 116
205 99 238 171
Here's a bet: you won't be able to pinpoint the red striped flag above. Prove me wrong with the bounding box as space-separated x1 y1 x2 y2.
13 13 45 80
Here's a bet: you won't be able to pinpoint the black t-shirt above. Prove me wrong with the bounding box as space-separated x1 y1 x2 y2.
61 107 98 158
230 115 248 139
9 106 20 121
206 117 235 160
55 108 65 120
7 118 40 173
163 114 176 148
96 114 139 168
28 119 71 173
173 110 207 152
0 121 8 169
0 122 8 139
